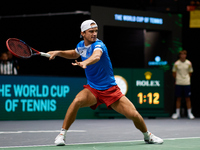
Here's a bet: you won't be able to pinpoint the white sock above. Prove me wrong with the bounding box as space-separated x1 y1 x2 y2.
187 108 192 115
60 128 67 136
176 108 180 115
143 131 150 138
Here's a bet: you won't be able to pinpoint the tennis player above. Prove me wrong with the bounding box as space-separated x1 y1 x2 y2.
48 20 163 146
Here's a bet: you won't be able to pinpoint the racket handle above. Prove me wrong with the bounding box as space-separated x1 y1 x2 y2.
40 52 51 58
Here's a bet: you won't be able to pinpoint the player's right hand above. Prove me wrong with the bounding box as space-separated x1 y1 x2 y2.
47 51 58 60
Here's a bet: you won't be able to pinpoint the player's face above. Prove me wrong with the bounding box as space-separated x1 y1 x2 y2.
1 53 8 61
180 53 187 60
82 27 98 45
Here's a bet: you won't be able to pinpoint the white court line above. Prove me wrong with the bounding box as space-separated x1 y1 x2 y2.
0 130 86 134
66 136 200 145
0 136 200 149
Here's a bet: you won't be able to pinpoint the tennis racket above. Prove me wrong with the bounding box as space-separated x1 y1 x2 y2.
6 38 51 59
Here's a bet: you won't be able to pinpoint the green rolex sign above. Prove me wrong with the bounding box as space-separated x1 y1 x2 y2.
114 68 168 117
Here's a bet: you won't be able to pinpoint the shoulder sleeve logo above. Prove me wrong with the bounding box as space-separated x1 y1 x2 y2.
95 45 101 48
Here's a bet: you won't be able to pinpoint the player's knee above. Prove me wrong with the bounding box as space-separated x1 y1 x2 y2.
126 110 140 120
72 97 84 108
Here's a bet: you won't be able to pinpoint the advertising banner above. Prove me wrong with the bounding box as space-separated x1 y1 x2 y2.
114 68 164 109
0 75 97 120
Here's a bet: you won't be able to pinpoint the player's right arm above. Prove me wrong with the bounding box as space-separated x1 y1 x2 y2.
48 49 80 60
172 61 177 79
172 72 176 79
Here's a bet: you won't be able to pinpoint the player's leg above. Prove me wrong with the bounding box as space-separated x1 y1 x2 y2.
110 96 163 144
185 97 191 109
184 86 195 119
172 85 182 119
171 97 182 119
186 97 195 119
55 88 97 146
176 97 182 108
62 88 97 130
110 96 147 132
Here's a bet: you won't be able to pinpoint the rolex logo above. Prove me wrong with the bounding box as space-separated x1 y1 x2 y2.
144 71 152 80
136 71 160 87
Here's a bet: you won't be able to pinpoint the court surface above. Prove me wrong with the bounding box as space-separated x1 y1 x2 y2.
0 118 200 150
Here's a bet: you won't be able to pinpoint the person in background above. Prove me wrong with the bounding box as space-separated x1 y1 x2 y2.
171 50 194 119
0 51 18 75
7 51 19 72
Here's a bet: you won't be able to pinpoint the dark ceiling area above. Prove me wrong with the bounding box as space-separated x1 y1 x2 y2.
0 1 195 16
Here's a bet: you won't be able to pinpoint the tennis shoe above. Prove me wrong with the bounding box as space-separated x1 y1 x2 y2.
188 113 195 119
171 113 180 119
55 134 65 146
144 132 163 144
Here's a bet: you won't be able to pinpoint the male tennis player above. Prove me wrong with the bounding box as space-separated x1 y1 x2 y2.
48 20 163 146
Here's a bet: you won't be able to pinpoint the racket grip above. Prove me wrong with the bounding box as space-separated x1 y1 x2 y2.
40 52 51 58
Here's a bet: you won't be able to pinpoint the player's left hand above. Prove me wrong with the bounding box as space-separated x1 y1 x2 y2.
72 60 87 69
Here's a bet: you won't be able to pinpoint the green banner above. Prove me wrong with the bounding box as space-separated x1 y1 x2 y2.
0 75 97 120
114 68 164 109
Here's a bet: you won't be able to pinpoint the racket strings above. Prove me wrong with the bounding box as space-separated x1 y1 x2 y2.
8 40 31 57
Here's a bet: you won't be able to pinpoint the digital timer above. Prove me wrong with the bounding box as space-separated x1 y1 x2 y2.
137 92 160 105
133 89 164 109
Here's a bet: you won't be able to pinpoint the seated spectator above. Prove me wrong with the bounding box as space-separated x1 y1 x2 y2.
0 51 18 75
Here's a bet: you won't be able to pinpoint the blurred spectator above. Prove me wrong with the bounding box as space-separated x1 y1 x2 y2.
0 51 18 75
171 50 194 119
7 51 19 71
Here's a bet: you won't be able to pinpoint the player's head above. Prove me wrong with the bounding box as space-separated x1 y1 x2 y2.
7 51 13 60
0 52 8 62
179 50 187 60
80 20 98 44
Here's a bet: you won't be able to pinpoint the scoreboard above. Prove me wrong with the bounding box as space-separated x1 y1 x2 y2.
114 68 168 117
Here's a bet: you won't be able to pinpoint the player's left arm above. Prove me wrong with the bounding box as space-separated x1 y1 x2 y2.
72 49 102 69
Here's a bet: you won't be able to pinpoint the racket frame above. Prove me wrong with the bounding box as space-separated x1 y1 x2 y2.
6 38 50 58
